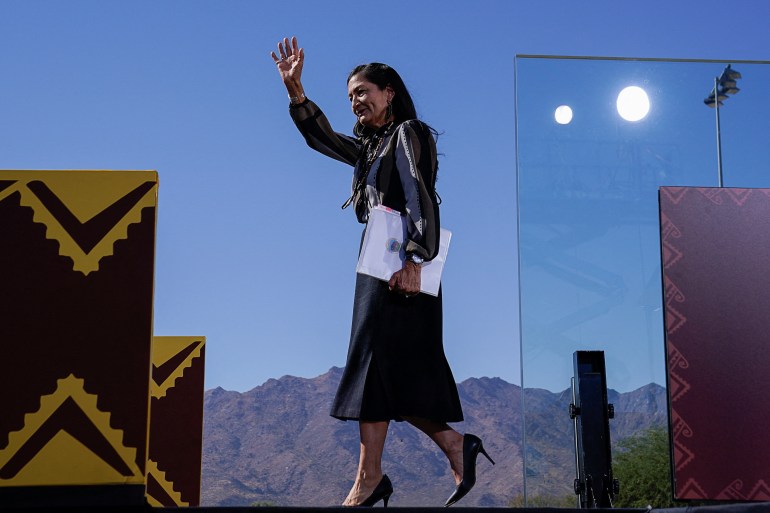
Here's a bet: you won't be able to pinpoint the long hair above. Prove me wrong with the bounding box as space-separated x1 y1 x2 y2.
348 63 442 190
348 63 418 136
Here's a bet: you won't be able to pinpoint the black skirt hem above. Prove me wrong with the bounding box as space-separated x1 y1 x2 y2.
330 413 464 423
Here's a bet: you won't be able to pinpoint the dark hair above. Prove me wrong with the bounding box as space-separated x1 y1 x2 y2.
348 63 417 134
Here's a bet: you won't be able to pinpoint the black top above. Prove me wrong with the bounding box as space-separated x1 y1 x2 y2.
289 98 462 423
290 98 441 261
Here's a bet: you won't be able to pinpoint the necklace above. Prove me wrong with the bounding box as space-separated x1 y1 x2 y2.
341 123 392 210
363 135 385 171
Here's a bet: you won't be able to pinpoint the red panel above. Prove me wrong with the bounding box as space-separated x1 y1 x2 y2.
660 187 770 501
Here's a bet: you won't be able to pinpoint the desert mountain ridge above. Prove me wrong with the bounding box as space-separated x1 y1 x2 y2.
201 367 666 507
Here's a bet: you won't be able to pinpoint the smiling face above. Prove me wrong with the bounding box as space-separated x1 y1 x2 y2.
348 73 394 129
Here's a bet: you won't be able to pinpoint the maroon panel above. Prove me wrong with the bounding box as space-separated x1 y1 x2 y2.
660 187 770 501
148 341 205 506
0 172 156 491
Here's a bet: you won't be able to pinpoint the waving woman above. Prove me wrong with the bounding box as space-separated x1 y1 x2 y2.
271 36 493 507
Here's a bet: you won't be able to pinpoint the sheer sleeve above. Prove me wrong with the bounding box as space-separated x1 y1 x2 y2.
393 120 440 261
289 99 361 167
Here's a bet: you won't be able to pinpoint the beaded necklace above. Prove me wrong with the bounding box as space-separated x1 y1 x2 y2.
341 122 392 210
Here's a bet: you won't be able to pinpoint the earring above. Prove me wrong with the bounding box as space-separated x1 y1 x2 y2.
386 101 393 120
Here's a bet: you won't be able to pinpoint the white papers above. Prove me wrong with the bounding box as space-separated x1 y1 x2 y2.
355 205 451 296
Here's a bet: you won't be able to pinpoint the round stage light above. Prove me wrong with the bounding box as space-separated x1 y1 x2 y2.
616 86 650 122
554 105 573 124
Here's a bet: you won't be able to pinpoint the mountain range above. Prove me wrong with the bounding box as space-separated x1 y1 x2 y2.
201 367 667 507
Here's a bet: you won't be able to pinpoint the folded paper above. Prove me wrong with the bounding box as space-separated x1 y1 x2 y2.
356 205 451 296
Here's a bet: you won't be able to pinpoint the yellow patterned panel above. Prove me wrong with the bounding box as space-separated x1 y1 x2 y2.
0 170 157 275
151 337 206 399
145 459 188 507
0 375 144 486
11 431 127 485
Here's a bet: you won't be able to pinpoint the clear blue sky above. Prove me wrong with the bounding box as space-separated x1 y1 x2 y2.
2 1 768 392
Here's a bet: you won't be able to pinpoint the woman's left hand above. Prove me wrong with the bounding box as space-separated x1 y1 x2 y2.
389 260 421 297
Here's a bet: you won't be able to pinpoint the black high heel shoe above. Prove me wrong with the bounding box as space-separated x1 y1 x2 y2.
357 474 393 507
444 434 495 507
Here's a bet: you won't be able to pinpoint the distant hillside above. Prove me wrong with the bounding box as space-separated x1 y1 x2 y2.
201 368 666 507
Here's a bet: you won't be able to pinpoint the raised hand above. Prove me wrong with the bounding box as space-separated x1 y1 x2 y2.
271 36 304 86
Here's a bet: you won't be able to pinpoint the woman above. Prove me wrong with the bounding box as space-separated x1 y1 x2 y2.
271 36 493 508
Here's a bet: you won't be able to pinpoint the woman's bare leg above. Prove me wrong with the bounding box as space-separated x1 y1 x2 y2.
405 417 464 484
342 420 389 506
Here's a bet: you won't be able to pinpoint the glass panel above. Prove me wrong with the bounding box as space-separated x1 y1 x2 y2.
515 56 770 505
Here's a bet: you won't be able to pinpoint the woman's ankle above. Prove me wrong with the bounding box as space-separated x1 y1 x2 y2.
358 469 383 484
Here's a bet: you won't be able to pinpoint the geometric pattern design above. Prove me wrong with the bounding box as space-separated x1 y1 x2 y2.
146 336 206 507
715 479 770 501
666 343 691 402
723 188 753 206
660 212 684 270
660 186 770 501
670 410 695 471
0 169 157 505
0 171 157 275
677 479 708 500
0 375 143 486
151 339 204 400
145 459 188 507
660 186 689 205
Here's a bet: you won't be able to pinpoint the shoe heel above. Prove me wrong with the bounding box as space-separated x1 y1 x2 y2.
383 492 391 507
479 444 495 465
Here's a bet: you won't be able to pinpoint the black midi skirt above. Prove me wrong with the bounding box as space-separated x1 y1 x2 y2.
330 271 463 423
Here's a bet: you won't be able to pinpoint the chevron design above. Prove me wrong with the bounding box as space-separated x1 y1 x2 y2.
659 186 689 205
661 186 770 500
678 478 708 499
725 188 752 206
0 374 143 486
151 338 205 399
697 187 725 205
0 170 157 275
145 459 188 507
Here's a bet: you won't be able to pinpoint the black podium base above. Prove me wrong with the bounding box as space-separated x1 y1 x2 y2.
0 484 147 508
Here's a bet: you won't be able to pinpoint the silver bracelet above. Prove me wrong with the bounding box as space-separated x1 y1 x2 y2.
289 93 306 105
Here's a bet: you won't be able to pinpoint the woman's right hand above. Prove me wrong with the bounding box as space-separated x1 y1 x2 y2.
271 36 304 87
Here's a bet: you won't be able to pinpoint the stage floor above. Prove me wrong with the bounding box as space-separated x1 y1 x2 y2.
5 506 770 513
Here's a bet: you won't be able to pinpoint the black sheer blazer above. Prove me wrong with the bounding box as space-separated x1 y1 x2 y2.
290 98 441 262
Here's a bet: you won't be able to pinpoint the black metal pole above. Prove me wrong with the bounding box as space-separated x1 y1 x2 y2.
715 76 724 188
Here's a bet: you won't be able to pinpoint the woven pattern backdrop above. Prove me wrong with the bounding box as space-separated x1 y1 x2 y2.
660 186 770 501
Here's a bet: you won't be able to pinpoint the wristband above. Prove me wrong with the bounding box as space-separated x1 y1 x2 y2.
289 93 306 105
407 253 424 265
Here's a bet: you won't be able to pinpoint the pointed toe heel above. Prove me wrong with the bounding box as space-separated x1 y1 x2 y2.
444 434 495 507
359 474 393 508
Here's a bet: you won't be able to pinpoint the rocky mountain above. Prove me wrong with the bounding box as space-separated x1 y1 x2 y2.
201 368 666 507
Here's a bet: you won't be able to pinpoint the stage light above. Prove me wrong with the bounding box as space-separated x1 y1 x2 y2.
703 64 742 187
616 86 650 122
554 105 573 124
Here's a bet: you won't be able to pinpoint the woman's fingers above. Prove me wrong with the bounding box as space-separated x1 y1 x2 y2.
295 47 304 68
283 37 292 57
273 37 302 65
388 272 398 290
387 268 420 296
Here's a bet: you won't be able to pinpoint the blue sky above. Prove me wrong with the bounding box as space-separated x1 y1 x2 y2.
2 1 769 392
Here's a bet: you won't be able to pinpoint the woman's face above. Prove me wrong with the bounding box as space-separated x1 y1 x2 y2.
347 73 394 129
